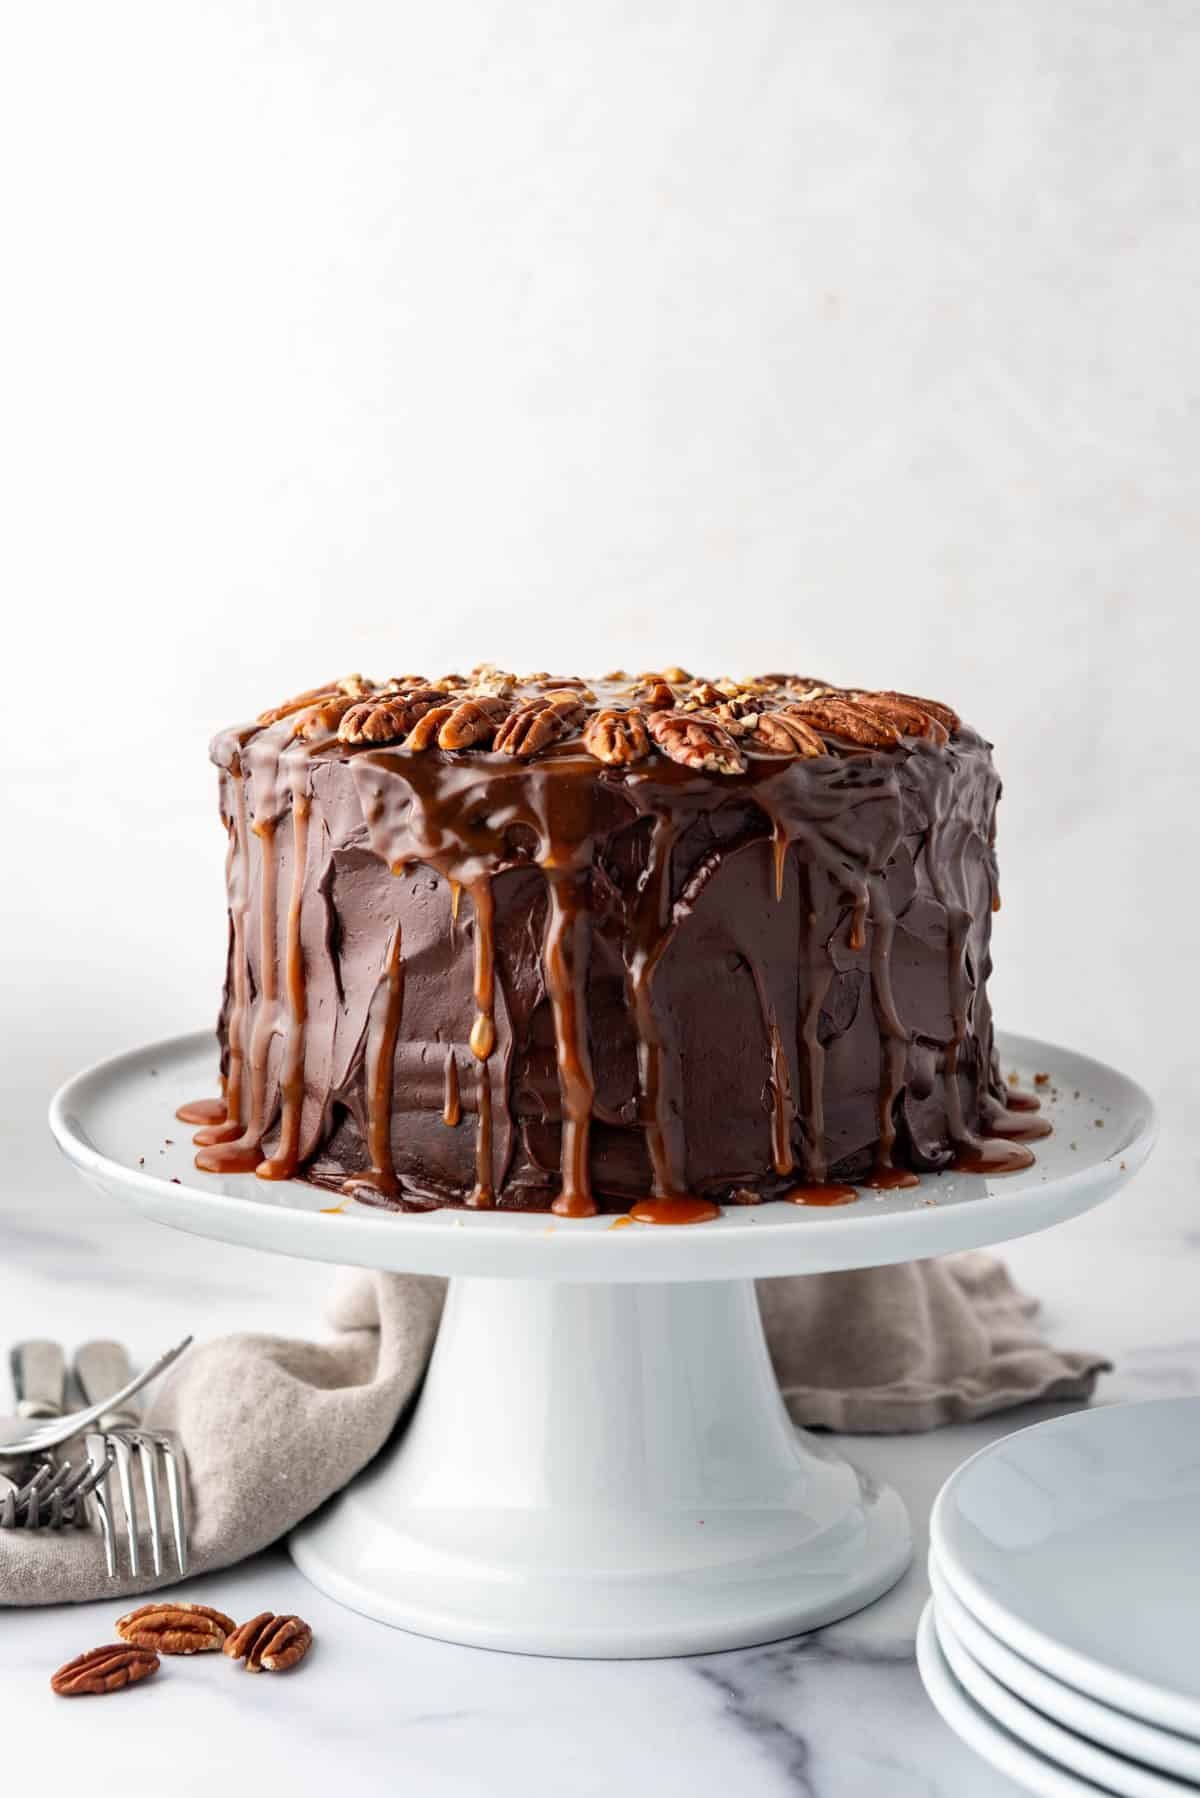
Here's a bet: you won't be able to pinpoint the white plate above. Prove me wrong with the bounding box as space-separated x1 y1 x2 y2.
931 1398 1200 1740
934 1600 1188 1798
48 1028 1156 1283
929 1554 1200 1785
917 1602 1108 1798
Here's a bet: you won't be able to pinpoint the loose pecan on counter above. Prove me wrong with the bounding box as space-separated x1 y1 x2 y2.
51 1644 159 1696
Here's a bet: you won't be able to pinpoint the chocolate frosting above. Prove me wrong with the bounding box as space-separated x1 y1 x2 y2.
189 670 1027 1215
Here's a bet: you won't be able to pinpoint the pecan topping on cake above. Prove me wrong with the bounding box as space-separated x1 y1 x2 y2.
754 710 827 756
495 692 588 757
437 694 512 749
258 675 371 728
847 691 949 743
647 709 747 775
583 706 651 766
636 679 676 711
338 689 443 745
787 694 900 748
242 667 962 769
404 702 458 749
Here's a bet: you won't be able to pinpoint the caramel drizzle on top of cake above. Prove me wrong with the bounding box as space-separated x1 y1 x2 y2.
196 668 1027 1211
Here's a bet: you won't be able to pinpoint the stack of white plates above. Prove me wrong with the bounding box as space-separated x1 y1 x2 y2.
919 1398 1200 1796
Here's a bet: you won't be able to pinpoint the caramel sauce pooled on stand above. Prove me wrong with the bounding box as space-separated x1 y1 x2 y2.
175 1098 226 1126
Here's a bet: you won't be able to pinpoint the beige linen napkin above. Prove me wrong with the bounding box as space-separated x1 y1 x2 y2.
0 1255 1107 1605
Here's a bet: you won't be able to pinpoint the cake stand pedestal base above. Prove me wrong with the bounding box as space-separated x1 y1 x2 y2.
289 1275 911 1658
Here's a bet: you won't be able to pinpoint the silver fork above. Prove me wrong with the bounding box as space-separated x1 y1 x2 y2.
0 1342 112 1530
75 1341 187 1580
0 1337 190 1461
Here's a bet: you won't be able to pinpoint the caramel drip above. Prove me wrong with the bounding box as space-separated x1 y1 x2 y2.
471 1065 494 1207
866 874 911 1182
766 1016 795 1177
980 1099 1053 1143
772 821 788 902
450 879 462 923
1004 1089 1041 1113
343 922 405 1200
442 1050 462 1126
626 818 686 1199
798 867 834 1184
195 808 278 1174
258 783 311 1181
467 879 496 1207
176 1097 225 1126
628 1194 720 1226
194 767 251 1151
543 870 597 1218
783 1183 858 1206
468 878 496 1062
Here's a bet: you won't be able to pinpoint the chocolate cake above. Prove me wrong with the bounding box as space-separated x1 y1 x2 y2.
183 667 1047 1220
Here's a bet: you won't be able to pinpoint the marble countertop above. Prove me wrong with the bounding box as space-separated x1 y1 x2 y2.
2 1164 1194 1796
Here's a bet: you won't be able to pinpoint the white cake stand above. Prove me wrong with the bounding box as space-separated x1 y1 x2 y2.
50 1029 1155 1659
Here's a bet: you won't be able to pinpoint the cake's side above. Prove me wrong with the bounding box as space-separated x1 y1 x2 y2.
189 669 1041 1216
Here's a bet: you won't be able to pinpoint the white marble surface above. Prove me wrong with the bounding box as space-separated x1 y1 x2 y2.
2 1158 1196 1796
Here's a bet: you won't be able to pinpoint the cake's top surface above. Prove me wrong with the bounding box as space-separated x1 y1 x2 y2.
216 666 971 776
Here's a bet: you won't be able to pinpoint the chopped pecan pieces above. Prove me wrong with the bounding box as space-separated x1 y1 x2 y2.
51 1644 159 1696
753 711 826 757
583 707 651 766
338 689 443 745
647 710 747 774
788 695 900 749
637 679 676 710
494 692 587 757
437 694 512 749
224 1612 313 1673
115 1602 235 1654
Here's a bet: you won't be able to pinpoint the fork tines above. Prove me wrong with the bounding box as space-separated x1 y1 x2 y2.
88 1429 187 1579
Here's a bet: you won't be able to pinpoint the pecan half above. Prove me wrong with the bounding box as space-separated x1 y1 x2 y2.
437 694 512 749
583 706 651 766
115 1602 235 1654
291 694 363 741
847 690 949 744
338 688 444 745
257 675 371 729
494 692 587 757
647 710 747 775
224 1612 313 1673
871 688 960 734
404 702 458 749
51 1644 159 1696
788 695 900 749
753 711 826 757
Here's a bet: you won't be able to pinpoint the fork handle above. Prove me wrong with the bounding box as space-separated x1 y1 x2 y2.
11 1342 66 1420
73 1341 140 1429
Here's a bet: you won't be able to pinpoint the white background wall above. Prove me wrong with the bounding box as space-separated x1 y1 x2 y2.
2 1 1195 1240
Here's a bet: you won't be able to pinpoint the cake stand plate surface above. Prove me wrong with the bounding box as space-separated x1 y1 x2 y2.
50 1031 1155 1659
